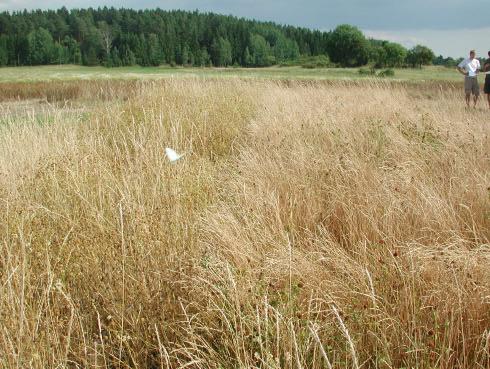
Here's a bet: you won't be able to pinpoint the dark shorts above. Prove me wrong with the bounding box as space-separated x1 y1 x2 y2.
485 78 490 94
464 76 480 95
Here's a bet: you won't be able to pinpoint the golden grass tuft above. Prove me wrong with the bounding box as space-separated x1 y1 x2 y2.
0 78 488 368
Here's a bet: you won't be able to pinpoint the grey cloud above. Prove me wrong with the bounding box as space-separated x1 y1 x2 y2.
365 27 490 58
0 0 487 30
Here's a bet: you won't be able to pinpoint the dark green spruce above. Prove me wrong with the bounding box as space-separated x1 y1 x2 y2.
0 7 446 68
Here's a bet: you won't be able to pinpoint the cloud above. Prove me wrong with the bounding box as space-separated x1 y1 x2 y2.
1 1 487 57
364 30 426 49
0 0 33 10
364 28 490 58
1 1 488 30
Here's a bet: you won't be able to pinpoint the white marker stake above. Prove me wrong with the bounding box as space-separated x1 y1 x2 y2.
165 147 185 163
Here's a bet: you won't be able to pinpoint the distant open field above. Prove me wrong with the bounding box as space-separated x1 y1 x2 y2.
0 78 488 368
0 64 463 83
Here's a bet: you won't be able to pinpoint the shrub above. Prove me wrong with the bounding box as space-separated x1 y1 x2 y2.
301 55 332 69
378 68 395 77
358 67 376 75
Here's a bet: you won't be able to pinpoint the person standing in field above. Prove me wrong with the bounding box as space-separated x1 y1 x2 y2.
457 50 481 108
484 51 490 109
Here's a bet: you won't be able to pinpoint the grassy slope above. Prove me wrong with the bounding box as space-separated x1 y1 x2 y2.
0 64 462 83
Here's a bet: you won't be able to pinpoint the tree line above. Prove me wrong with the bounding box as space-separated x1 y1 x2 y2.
0 7 451 69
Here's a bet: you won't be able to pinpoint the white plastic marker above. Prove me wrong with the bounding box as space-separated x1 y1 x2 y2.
165 147 185 163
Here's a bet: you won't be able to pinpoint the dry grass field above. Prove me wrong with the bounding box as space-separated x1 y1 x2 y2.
0 78 489 369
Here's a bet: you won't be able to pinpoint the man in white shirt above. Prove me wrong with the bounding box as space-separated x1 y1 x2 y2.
457 50 481 108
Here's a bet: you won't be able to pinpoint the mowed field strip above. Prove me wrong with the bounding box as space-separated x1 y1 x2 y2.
0 77 488 368
0 64 463 83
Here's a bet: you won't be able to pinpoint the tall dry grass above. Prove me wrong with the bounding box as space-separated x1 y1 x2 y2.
0 78 488 369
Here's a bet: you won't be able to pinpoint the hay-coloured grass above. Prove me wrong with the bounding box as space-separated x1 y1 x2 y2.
0 78 488 368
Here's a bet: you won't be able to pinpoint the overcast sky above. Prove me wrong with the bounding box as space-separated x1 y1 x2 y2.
0 0 488 58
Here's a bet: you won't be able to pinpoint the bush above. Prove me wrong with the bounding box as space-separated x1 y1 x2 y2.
358 67 376 76
300 55 332 69
378 68 395 77
278 59 297 67
358 68 395 77
302 63 316 69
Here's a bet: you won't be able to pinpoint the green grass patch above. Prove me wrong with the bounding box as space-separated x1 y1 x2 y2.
0 64 462 83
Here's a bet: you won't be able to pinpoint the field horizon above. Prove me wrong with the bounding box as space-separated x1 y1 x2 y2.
0 64 464 84
0 77 489 368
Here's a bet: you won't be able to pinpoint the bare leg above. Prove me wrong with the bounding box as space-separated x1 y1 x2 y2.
473 94 479 108
487 93 490 108
465 93 470 108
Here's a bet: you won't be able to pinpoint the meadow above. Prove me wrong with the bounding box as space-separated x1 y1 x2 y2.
0 76 488 369
0 64 462 83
